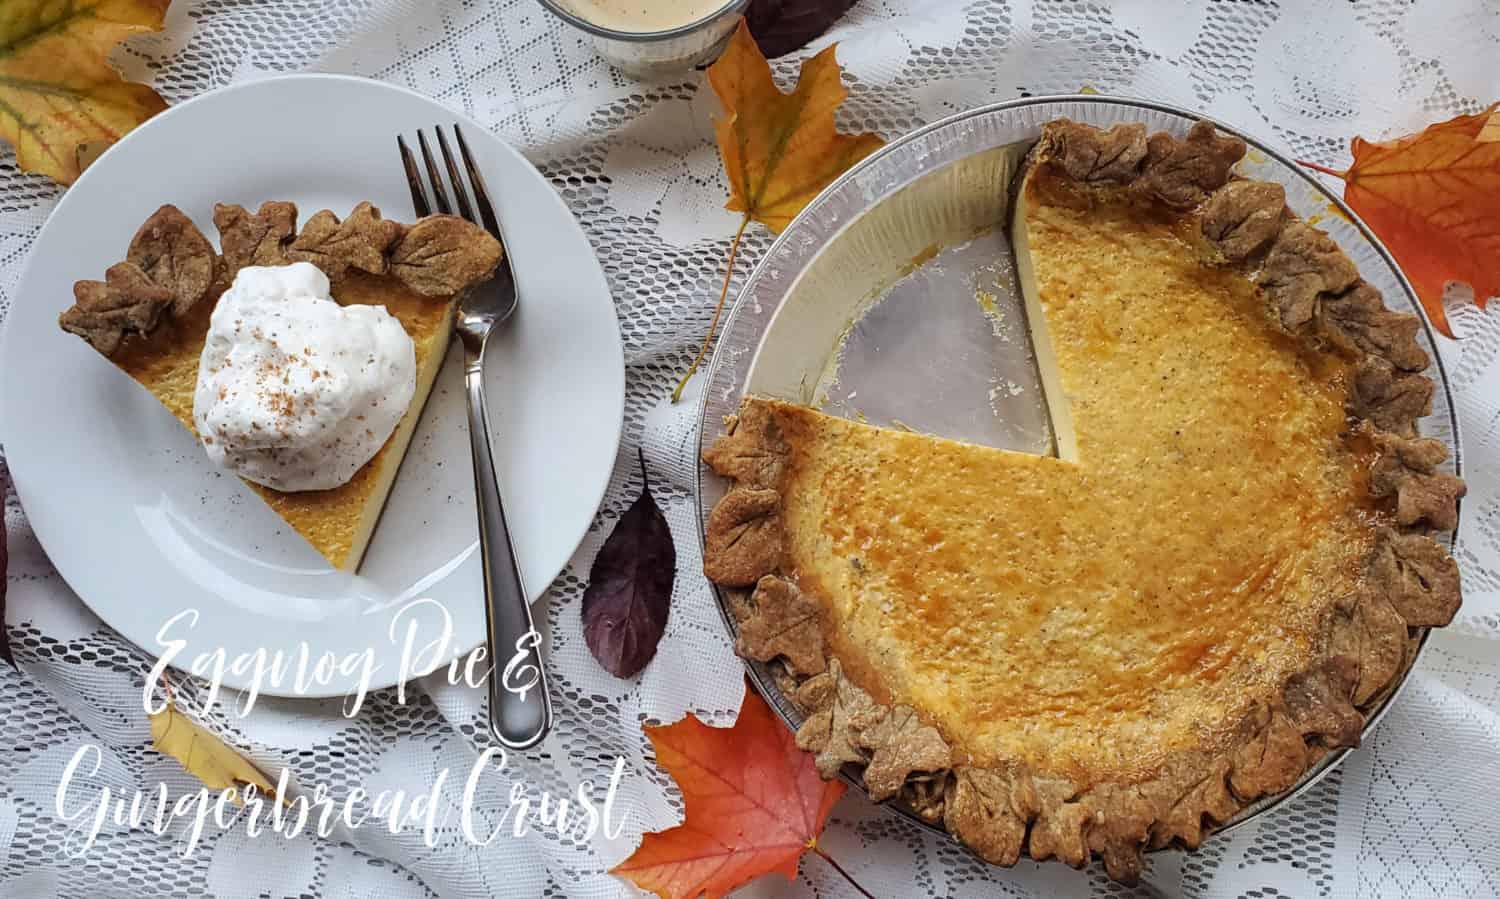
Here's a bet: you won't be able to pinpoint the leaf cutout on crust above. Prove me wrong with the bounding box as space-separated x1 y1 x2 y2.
793 657 881 778
612 682 845 899
388 215 503 297
1348 356 1433 436
1306 103 1500 337
945 766 1029 866
709 19 884 234
1366 527 1462 627
1368 429 1466 531
1256 220 1359 334
745 0 860 59
288 202 403 281
702 486 783 587
59 260 173 355
1318 282 1429 372
856 704 951 801
581 450 676 679
732 575 825 676
0 0 171 185
127 205 216 317
214 201 298 275
149 701 278 803
700 402 788 489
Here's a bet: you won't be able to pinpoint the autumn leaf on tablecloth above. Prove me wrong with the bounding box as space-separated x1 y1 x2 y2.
582 449 676 679
713 19 884 233
0 0 171 185
672 18 883 401
1303 103 1500 338
150 697 279 804
613 682 872 898
745 0 861 59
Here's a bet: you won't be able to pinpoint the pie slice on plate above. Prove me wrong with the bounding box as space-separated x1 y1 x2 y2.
701 120 1465 881
59 202 502 570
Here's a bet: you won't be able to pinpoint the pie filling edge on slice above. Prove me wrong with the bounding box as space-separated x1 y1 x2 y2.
700 119 1465 883
59 201 504 571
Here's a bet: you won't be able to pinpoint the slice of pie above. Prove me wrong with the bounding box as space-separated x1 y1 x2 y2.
59 202 503 570
701 120 1465 881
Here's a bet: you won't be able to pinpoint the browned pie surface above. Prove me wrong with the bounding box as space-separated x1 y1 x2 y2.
761 185 1374 783
701 119 1465 883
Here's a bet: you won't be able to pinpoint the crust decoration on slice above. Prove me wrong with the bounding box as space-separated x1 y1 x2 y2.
60 202 503 570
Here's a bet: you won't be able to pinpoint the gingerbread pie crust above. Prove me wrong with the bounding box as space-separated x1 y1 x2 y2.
701 119 1464 882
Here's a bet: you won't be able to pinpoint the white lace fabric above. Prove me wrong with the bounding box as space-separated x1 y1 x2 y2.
2 1 1498 897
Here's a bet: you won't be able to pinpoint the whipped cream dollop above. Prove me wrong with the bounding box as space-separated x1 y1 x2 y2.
193 263 416 492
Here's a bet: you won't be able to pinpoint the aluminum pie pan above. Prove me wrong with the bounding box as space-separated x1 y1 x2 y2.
693 94 1463 857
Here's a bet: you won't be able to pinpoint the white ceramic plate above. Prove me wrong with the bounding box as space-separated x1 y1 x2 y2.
0 75 624 697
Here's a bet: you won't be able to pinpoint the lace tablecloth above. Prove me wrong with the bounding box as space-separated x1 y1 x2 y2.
1 1 1498 897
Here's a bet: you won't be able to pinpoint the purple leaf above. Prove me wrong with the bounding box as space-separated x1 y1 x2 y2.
582 449 676 679
744 0 862 58
0 465 12 668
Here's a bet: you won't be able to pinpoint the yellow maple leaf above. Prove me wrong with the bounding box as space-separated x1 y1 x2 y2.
150 701 278 804
710 19 884 233
0 0 171 185
673 19 884 401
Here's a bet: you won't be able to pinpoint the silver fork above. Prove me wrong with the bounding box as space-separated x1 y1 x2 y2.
398 125 552 751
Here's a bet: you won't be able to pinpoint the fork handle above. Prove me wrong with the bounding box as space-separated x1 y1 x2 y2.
463 350 552 750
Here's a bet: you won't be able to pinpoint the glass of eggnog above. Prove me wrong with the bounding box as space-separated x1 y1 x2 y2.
537 0 750 76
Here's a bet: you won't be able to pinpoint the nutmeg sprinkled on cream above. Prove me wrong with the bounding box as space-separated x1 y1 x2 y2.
192 263 416 492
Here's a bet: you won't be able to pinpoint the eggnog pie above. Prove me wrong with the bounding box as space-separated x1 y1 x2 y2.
60 202 503 570
701 120 1464 881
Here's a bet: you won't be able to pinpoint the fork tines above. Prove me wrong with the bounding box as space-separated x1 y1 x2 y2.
397 124 502 240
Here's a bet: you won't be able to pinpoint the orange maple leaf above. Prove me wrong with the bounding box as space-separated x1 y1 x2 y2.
612 683 851 899
1306 103 1500 338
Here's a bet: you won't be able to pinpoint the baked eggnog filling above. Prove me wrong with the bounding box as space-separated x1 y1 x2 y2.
701 119 1465 882
193 263 416 492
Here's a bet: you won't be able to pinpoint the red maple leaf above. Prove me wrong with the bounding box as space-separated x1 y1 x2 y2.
613 682 867 898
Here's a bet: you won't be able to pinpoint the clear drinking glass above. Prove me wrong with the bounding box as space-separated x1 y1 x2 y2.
536 0 750 77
